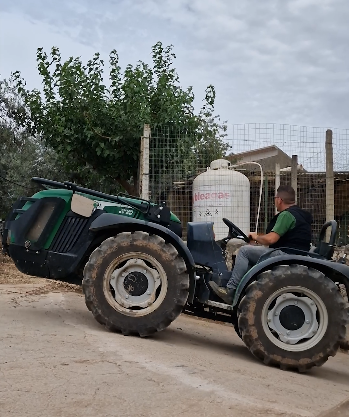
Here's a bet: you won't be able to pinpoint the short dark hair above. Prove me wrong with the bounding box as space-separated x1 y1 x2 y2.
276 185 295 204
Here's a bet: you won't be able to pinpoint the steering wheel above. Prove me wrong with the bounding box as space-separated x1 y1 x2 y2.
222 218 250 243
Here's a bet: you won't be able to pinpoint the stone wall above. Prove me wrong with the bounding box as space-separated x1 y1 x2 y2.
333 245 349 264
338 283 349 351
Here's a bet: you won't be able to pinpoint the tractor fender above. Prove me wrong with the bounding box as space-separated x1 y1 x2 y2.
90 213 196 301
233 253 349 307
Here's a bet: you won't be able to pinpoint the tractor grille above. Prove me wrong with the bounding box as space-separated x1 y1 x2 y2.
50 217 88 253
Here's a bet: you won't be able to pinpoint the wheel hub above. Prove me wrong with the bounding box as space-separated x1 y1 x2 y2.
110 258 161 309
279 305 305 330
267 292 319 345
123 272 148 296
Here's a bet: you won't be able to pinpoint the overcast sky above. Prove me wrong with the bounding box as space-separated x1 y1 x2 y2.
1 0 349 143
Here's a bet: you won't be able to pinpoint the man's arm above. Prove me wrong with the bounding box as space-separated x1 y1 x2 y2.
249 211 296 246
249 231 280 246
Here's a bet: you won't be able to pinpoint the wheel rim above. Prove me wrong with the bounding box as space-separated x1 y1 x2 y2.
103 252 168 317
261 286 328 352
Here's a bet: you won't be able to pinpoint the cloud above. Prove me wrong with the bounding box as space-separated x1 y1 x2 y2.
1 0 349 134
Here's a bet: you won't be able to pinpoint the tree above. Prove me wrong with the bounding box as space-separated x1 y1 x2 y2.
194 85 229 167
12 42 228 196
0 80 68 218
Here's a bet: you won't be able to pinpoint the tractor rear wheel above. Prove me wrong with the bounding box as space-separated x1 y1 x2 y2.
82 231 189 336
238 264 348 371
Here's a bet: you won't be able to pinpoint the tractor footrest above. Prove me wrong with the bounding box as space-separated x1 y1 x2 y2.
205 300 234 311
210 272 231 288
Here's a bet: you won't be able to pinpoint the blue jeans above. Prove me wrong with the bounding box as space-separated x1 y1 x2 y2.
227 246 284 290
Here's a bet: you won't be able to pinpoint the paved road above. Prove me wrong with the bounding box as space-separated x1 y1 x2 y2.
0 283 349 417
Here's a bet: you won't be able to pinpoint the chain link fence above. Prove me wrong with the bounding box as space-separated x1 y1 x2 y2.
147 123 349 245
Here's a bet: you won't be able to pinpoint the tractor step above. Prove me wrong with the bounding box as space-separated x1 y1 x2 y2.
205 300 234 311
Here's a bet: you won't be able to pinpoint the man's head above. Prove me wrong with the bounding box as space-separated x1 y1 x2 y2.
274 185 296 211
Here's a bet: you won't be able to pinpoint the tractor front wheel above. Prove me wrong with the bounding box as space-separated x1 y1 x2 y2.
82 231 189 336
238 264 348 371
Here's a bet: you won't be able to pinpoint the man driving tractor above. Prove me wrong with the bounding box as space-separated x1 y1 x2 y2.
209 185 313 304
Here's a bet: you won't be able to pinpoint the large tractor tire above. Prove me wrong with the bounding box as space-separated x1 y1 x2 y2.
82 231 189 336
238 264 349 372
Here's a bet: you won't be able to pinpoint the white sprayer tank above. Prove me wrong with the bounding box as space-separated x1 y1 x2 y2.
192 159 250 240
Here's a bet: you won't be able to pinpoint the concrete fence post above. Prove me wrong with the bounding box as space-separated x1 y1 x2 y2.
291 155 298 203
139 124 150 200
275 163 280 215
325 129 334 241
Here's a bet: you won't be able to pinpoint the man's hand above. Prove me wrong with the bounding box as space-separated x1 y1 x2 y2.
249 232 258 242
248 231 281 246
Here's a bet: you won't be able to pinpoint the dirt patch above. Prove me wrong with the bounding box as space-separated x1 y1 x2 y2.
0 259 44 285
22 280 83 296
0 248 12 263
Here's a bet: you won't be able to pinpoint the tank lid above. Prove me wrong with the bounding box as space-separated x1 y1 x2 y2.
210 159 230 170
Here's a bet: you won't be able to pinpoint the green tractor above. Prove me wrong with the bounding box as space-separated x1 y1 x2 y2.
2 177 349 371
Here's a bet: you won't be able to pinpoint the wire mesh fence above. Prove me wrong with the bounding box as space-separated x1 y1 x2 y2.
148 123 349 244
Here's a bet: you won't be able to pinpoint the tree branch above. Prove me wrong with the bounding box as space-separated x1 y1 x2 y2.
115 177 135 195
84 111 112 140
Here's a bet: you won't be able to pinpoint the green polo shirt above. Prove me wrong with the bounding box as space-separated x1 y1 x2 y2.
271 211 296 236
